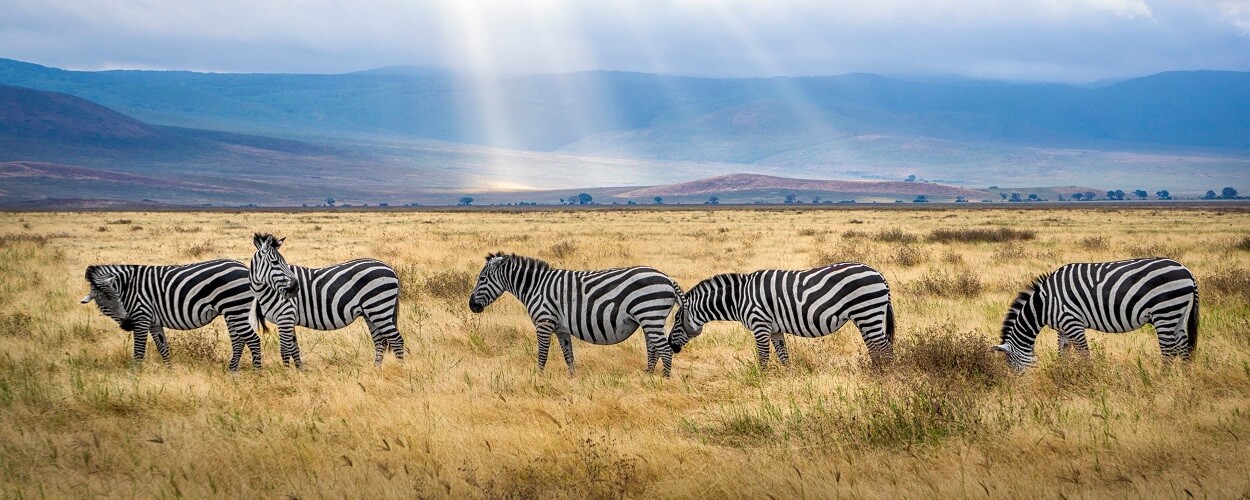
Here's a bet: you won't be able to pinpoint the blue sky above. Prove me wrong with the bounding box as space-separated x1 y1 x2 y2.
2 0 1249 81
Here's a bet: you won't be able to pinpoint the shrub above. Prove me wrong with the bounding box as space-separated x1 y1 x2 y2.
874 228 919 244
910 268 982 298
897 326 1005 386
892 245 928 267
1080 236 1108 250
841 229 869 239
170 330 220 363
1203 266 1250 301
928 227 1036 243
422 269 477 302
105 219 132 225
546 241 578 260
0 234 49 247
182 241 215 258
1234 236 1250 252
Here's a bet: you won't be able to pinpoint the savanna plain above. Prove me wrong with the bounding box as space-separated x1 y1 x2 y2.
2 207 1250 499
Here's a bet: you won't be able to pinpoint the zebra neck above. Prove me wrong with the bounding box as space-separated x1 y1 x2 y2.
504 265 558 306
694 274 747 323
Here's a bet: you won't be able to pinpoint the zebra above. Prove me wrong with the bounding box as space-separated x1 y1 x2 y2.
468 253 682 377
248 233 405 367
667 262 896 369
80 260 261 371
994 257 1199 371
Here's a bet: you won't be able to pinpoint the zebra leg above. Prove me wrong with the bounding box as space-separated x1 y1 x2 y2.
771 333 790 367
644 326 674 377
557 332 575 376
366 317 404 365
750 326 773 370
279 323 303 369
224 316 258 371
535 322 555 372
646 344 658 373
1151 316 1186 360
1063 327 1090 357
151 325 172 365
132 325 150 363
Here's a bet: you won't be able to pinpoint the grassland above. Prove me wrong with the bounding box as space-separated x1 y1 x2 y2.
1 207 1249 498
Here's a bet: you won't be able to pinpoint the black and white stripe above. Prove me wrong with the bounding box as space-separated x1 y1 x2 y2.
80 260 261 370
994 257 1199 370
668 262 895 368
249 233 405 367
468 253 682 377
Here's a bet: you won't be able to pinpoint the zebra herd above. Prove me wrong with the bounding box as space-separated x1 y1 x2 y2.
81 232 1200 375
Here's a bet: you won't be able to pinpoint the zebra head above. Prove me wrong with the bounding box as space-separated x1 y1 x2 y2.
994 287 1044 371
251 233 299 300
667 306 701 354
469 253 508 313
82 265 133 331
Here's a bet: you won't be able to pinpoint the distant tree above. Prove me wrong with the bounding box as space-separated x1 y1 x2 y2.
955 196 968 203
1010 192 1023 202
784 194 798 204
1223 187 1239 199
559 198 565 204
1133 189 1148 200
577 193 593 204
1056 195 1066 201
1205 190 1218 199
1115 189 1126 200
706 196 720 205
1155 190 1171 200
378 202 389 207
627 200 637 205
913 195 929 203
1084 191 1097 201
811 196 821 204
653 196 663 205
1071 193 1084 201
325 197 336 207
458 196 474 206
988 185 999 190
1027 193 1039 201
905 174 917 182
1000 193 1008 201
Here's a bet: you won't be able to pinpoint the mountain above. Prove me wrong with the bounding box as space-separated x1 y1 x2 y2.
1 58 1247 201
0 84 159 140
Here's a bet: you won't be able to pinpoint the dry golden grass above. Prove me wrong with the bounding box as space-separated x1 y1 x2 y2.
1 208 1249 498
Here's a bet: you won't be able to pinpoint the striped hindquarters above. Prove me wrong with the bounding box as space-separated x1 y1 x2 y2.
289 258 400 330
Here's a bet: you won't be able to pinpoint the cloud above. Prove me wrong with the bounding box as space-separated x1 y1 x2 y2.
0 0 1246 81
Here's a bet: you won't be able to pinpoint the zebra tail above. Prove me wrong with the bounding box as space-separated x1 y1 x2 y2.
1186 289 1199 355
885 301 896 345
669 278 687 309
249 299 269 334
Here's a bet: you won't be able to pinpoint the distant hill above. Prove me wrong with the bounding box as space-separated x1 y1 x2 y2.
0 84 159 140
616 173 984 198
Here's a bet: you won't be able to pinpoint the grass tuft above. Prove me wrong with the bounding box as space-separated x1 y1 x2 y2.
929 227 1036 243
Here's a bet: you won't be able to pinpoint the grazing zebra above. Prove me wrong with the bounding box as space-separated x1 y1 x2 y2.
249 233 405 367
80 260 261 371
667 262 896 368
468 253 682 376
994 257 1199 371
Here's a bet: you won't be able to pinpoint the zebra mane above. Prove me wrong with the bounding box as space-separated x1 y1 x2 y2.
253 232 283 249
1002 272 1052 342
487 252 551 270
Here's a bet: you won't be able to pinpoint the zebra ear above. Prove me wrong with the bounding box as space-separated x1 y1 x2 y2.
274 237 285 248
80 294 93 304
991 343 1012 353
253 233 264 249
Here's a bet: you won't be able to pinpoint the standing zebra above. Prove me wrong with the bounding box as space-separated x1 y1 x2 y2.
668 262 895 368
468 253 682 377
249 233 405 367
80 260 261 371
994 257 1199 371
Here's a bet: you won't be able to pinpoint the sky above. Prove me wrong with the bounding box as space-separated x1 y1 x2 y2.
1 0 1249 82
